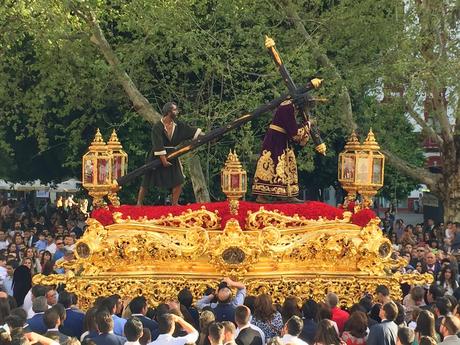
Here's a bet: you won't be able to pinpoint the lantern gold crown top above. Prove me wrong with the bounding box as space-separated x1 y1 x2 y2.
89 129 106 150
224 150 243 169
107 129 122 149
344 130 361 150
363 128 380 150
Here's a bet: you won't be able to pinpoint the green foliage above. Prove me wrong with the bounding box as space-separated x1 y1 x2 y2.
0 0 447 203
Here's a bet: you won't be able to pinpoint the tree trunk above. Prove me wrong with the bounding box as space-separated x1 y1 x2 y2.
187 154 211 202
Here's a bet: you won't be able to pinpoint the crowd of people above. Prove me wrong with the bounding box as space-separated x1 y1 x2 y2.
1 197 460 345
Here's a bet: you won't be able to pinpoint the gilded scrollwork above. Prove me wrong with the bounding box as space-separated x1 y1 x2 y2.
42 209 432 309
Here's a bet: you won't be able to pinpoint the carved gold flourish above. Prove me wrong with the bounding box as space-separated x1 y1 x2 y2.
113 207 221 230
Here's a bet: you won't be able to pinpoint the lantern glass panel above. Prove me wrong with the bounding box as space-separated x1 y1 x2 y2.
231 174 240 190
113 156 122 180
97 159 109 184
356 155 371 184
83 157 94 185
372 157 383 184
342 156 356 181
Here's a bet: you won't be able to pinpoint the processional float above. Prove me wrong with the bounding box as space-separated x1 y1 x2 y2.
34 37 431 309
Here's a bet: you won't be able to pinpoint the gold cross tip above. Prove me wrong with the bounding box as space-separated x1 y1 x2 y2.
311 78 323 88
264 35 275 49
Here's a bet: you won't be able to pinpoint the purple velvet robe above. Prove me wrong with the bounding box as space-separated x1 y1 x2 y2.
252 101 309 197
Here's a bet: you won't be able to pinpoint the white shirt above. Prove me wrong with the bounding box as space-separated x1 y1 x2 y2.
281 334 309 345
148 330 199 345
235 324 265 344
0 240 9 251
46 243 57 254
125 342 140 345
23 290 33 316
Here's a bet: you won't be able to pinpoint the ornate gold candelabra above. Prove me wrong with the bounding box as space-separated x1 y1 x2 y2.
338 129 385 209
221 150 247 214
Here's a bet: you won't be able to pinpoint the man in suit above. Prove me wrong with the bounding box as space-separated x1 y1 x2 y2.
435 297 453 336
439 315 460 345
43 307 70 344
367 301 399 345
27 296 48 334
425 252 441 277
58 291 85 339
92 309 127 345
234 305 263 345
129 296 159 340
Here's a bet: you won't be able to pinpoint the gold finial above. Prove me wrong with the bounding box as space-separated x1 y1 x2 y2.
363 128 380 150
89 129 106 150
107 129 122 150
224 150 243 169
108 130 120 144
264 35 275 49
315 143 327 155
344 130 361 150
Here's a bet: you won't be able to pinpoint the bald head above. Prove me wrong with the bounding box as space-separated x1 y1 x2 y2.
217 287 232 304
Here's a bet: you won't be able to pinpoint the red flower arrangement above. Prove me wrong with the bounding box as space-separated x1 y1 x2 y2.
91 201 377 229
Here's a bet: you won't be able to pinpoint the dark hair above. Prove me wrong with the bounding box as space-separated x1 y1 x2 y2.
130 296 147 314
208 322 224 343
96 309 113 333
235 305 251 326
31 285 47 298
314 319 342 345
286 315 303 336
281 297 302 324
124 317 144 341
157 314 175 334
398 326 415 345
416 310 436 338
162 102 177 116
429 284 444 300
83 307 99 333
316 302 332 322
100 297 116 314
375 285 390 296
395 302 405 325
0 298 11 325
178 288 193 308
358 295 373 313
382 302 398 321
301 299 318 320
439 264 458 289
347 311 368 338
243 295 256 314
155 303 170 320
43 308 60 329
58 291 72 309
254 294 276 322
435 297 452 316
53 303 66 322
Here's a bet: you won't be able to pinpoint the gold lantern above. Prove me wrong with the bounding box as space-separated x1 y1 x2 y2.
221 150 247 214
82 129 112 207
338 129 385 209
106 130 128 207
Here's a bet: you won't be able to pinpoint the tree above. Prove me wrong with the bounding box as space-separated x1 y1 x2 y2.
281 0 459 221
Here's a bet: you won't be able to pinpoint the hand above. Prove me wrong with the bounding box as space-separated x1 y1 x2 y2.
25 332 41 344
162 160 172 168
222 277 233 286
311 78 323 88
